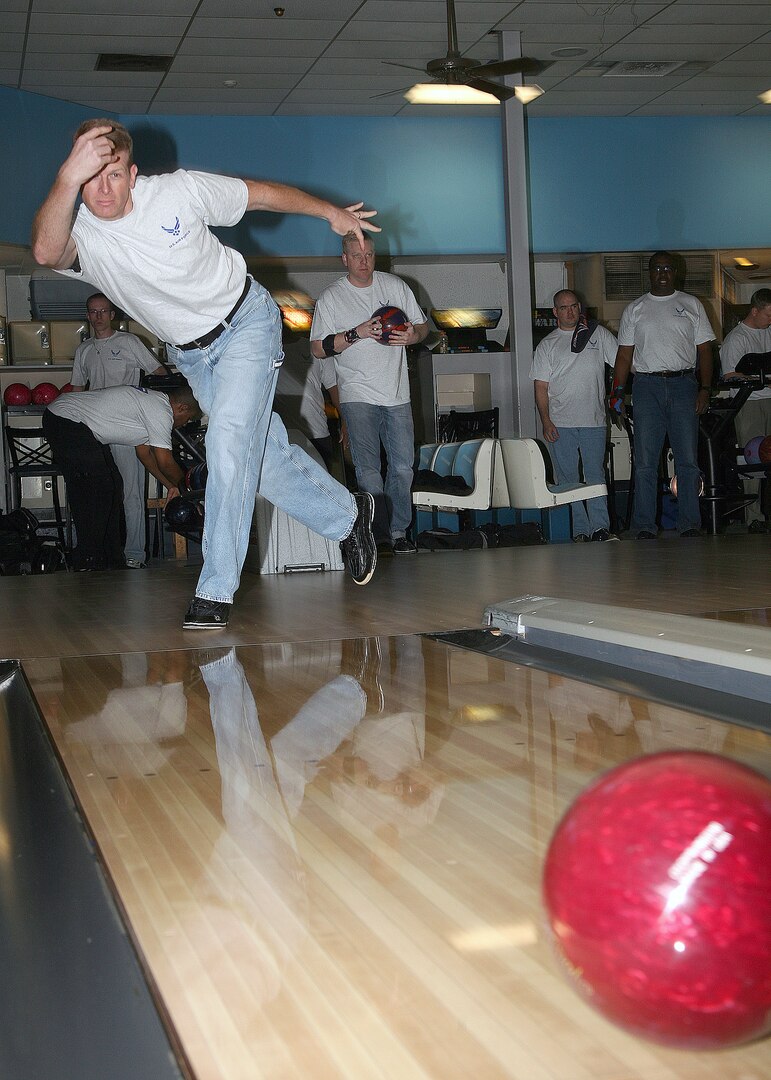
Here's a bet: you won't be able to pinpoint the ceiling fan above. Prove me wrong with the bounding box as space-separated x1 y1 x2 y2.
382 0 542 102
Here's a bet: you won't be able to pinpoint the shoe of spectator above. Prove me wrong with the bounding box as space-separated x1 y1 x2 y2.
392 537 417 555
590 529 619 542
125 558 146 569
636 531 657 540
680 528 703 538
572 534 589 543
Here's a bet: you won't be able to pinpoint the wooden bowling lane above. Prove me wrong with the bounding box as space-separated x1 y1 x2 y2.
25 638 771 1080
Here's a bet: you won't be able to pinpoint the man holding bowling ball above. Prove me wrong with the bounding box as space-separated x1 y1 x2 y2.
43 383 200 572
311 233 429 555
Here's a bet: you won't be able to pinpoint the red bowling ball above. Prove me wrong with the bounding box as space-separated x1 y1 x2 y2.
543 751 771 1049
3 382 32 406
31 382 60 405
759 435 771 464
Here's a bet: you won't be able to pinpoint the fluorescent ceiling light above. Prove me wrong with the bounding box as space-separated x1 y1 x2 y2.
515 84 544 104
404 83 545 106
734 257 755 268
759 90 771 104
405 83 499 105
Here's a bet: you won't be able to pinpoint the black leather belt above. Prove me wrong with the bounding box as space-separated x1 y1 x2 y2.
644 369 694 378
175 278 251 351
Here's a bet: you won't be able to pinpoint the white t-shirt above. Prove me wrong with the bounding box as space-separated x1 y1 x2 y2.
618 291 714 373
274 342 337 440
47 385 174 449
719 321 771 401
61 171 249 345
310 271 425 407
530 324 617 427
71 331 160 390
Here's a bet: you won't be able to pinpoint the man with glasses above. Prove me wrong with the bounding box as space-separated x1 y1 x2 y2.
70 292 166 568
310 233 428 555
610 251 714 539
531 289 618 542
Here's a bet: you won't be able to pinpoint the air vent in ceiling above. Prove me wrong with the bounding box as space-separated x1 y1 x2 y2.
96 54 173 72
603 61 685 78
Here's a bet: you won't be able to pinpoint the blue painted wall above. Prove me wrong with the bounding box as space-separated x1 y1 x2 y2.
1 86 769 256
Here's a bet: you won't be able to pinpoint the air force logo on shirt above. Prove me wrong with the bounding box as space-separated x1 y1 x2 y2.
675 306 688 318
160 215 191 249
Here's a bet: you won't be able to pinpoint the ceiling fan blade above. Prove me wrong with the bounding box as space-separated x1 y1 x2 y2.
473 57 543 79
370 85 412 99
466 77 517 102
382 60 428 73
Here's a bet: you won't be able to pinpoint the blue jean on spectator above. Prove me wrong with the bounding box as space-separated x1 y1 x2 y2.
547 425 609 537
340 401 415 542
631 372 701 535
167 281 356 604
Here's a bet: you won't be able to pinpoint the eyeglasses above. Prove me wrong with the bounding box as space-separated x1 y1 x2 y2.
87 307 111 316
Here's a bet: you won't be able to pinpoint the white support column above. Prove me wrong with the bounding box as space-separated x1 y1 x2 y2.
500 30 537 437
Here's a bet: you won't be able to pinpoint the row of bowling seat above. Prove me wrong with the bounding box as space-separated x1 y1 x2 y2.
412 437 607 539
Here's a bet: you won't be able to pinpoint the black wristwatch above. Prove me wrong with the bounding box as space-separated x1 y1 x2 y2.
344 326 360 345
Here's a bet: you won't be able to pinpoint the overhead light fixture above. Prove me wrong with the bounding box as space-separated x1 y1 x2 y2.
515 84 544 104
759 90 771 104
404 83 499 105
552 47 588 58
734 257 756 268
404 83 545 106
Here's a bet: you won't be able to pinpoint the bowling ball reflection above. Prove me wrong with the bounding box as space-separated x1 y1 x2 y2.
542 751 771 1049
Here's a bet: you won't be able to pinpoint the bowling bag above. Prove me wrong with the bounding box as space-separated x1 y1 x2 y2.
416 527 489 550
0 508 64 575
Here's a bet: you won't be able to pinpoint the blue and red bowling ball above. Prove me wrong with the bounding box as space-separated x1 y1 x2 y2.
744 436 765 464
543 751 771 1049
372 305 408 344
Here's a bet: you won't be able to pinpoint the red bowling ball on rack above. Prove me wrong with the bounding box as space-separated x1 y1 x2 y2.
543 751 771 1049
31 382 60 406
3 382 33 406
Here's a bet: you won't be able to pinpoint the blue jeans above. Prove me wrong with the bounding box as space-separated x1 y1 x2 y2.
547 426 609 537
631 373 701 534
167 282 356 603
340 401 415 542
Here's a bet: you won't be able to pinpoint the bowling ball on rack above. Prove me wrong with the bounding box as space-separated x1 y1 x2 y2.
758 435 771 463
542 751 771 1049
3 382 32 406
59 383 75 393
669 473 705 498
182 462 208 496
164 496 204 542
372 305 409 344
31 382 60 405
743 435 764 464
